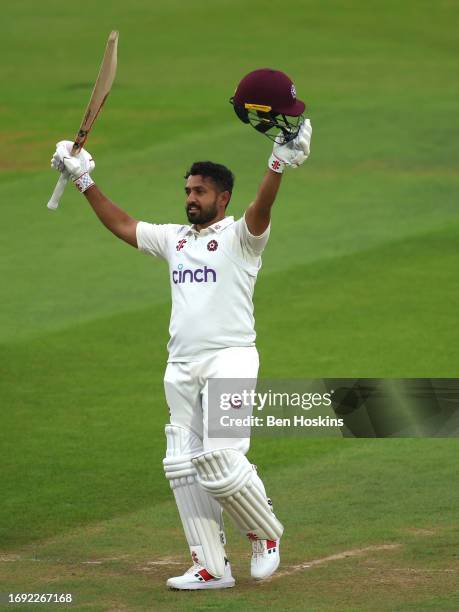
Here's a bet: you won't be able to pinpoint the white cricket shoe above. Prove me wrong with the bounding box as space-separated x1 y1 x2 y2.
250 539 280 580
167 559 235 590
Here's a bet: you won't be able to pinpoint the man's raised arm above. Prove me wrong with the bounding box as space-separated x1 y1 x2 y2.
244 119 312 236
83 185 138 247
51 140 138 248
245 170 282 236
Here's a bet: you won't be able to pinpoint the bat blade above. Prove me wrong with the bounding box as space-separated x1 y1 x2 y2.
47 30 119 211
73 30 118 153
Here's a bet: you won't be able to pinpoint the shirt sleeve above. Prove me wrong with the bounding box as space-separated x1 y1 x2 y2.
136 221 171 260
233 214 271 257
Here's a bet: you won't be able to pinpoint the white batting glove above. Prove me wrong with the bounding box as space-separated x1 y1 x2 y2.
51 140 95 193
268 119 312 173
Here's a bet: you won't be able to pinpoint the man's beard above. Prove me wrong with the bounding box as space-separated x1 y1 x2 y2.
186 201 218 225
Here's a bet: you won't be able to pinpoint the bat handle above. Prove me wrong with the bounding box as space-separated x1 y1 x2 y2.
47 173 70 210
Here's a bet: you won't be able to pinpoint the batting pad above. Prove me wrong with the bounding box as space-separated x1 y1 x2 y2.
163 425 226 578
192 448 284 541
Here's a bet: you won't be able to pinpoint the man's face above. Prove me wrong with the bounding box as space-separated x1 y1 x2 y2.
184 175 225 226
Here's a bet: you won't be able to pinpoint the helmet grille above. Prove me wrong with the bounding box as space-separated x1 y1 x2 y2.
230 97 303 143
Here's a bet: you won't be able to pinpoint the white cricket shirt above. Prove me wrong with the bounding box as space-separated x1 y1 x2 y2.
136 215 270 362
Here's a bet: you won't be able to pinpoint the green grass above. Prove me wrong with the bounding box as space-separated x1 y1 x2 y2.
1 441 458 610
1 0 459 609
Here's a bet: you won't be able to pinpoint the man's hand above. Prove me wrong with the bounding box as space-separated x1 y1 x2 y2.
51 141 138 247
268 119 312 173
51 140 95 192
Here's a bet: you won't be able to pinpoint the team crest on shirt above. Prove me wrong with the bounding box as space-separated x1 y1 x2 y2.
176 239 187 251
207 239 218 252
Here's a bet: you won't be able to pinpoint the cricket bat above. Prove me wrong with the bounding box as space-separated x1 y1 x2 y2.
47 30 119 210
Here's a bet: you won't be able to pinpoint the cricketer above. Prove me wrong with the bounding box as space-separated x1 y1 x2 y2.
50 68 312 590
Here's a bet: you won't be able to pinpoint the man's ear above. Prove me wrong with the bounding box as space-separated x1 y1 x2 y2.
219 190 231 208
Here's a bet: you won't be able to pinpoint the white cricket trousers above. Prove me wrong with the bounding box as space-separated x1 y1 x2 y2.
163 346 259 455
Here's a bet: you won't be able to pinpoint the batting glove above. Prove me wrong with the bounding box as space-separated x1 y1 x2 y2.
51 140 95 193
268 119 312 173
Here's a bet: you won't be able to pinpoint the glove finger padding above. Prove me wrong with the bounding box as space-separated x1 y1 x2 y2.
289 152 307 168
51 152 65 173
293 120 312 156
300 121 312 150
77 149 95 173
301 118 312 136
297 137 310 156
54 141 95 179
271 118 312 170
55 140 74 154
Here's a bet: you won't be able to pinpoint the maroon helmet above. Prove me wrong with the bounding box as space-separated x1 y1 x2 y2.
230 68 306 142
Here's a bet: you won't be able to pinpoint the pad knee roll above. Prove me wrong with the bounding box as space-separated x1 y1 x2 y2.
192 448 283 541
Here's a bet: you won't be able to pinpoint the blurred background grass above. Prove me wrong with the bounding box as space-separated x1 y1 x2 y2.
1 2 458 595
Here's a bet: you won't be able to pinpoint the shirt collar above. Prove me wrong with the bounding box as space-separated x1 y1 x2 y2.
185 216 234 236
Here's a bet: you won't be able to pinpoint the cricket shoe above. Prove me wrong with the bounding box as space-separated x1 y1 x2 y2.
167 558 235 590
250 539 280 580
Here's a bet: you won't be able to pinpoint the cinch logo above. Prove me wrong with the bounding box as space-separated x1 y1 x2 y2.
172 264 217 284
